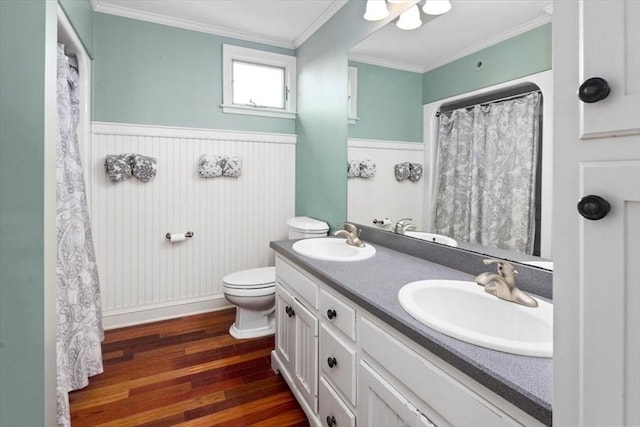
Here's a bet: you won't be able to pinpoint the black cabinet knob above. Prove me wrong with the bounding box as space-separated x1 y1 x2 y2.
578 77 610 103
327 357 337 368
285 305 295 318
578 195 610 220
327 309 337 320
326 415 336 427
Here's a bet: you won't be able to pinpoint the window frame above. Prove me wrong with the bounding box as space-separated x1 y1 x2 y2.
222 44 297 119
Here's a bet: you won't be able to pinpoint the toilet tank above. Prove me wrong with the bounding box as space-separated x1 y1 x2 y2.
286 216 329 239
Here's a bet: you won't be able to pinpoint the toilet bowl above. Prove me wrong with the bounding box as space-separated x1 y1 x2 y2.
222 216 329 339
223 267 276 339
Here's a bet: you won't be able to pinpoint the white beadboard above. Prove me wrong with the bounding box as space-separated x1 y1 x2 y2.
347 139 425 231
91 122 296 328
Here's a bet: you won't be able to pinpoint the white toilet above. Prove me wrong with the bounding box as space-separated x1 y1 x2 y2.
223 216 329 339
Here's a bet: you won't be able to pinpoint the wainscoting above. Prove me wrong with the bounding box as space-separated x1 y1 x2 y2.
90 122 296 328
347 138 425 230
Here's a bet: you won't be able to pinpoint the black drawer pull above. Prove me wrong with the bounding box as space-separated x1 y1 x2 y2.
327 309 337 320
327 357 337 368
326 415 336 427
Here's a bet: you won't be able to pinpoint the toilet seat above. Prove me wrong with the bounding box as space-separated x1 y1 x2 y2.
223 266 275 289
223 284 275 297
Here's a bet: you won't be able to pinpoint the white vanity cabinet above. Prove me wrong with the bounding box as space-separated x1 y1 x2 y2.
275 283 318 412
358 316 539 426
272 255 546 427
273 258 319 414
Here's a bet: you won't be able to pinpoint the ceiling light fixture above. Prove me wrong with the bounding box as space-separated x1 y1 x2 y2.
422 0 452 15
396 5 422 30
364 0 390 21
363 0 452 30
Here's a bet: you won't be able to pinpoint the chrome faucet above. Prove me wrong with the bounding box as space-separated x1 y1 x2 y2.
394 218 417 235
475 259 538 307
333 222 365 248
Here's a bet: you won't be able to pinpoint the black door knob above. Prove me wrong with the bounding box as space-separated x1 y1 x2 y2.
327 309 337 320
327 357 337 368
578 77 610 103
326 415 336 427
578 195 610 220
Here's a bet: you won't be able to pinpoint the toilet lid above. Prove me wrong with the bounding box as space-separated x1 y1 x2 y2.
286 216 329 233
223 266 276 288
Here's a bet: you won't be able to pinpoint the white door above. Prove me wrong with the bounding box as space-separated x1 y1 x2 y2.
293 296 319 413
275 284 295 372
553 1 640 426
358 361 425 427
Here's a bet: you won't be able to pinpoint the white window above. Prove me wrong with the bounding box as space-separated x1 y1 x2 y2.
222 44 296 119
348 66 359 124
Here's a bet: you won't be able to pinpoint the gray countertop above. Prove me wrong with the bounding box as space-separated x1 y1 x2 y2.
271 239 552 426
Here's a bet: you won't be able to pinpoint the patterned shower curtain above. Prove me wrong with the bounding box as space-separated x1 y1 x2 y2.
432 92 541 254
56 44 104 427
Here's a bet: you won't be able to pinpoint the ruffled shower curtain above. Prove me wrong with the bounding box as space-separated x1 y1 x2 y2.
432 92 541 254
56 44 104 426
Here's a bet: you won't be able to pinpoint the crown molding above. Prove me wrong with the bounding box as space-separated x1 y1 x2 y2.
91 0 294 49
421 15 552 73
293 0 348 48
348 53 424 74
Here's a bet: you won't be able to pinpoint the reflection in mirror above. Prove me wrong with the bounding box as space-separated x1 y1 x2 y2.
347 0 553 268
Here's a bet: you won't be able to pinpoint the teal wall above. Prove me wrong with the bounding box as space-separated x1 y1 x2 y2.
348 61 422 142
0 1 55 425
422 23 551 103
93 13 296 133
295 1 410 228
59 0 94 58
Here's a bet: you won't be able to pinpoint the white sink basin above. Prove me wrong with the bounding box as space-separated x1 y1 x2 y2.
398 280 552 357
404 231 458 247
292 238 376 262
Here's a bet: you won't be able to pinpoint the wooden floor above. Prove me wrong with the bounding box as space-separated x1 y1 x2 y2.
70 309 309 427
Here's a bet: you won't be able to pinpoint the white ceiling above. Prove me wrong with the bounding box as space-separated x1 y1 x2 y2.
350 0 553 72
93 0 349 48
93 0 552 71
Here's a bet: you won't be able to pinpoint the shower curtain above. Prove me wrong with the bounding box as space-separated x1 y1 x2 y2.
432 92 541 254
56 44 104 427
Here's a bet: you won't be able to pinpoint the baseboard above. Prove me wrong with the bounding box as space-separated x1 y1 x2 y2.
102 295 234 330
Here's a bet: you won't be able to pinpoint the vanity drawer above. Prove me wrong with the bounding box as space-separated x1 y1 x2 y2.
319 377 355 427
276 256 318 309
360 316 519 426
320 324 356 405
320 288 356 340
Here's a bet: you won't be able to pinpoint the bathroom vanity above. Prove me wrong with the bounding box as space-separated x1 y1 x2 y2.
270 230 552 427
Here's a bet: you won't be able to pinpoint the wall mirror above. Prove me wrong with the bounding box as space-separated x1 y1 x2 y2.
346 0 553 269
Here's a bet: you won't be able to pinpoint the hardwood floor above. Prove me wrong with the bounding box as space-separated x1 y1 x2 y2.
70 309 309 427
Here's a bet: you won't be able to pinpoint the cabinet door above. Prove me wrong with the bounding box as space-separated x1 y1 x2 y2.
275 284 295 372
293 296 319 413
358 361 425 427
554 1 640 424
579 0 639 138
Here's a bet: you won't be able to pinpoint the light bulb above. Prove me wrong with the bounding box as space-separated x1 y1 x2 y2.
364 0 390 21
422 0 452 15
396 5 422 30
